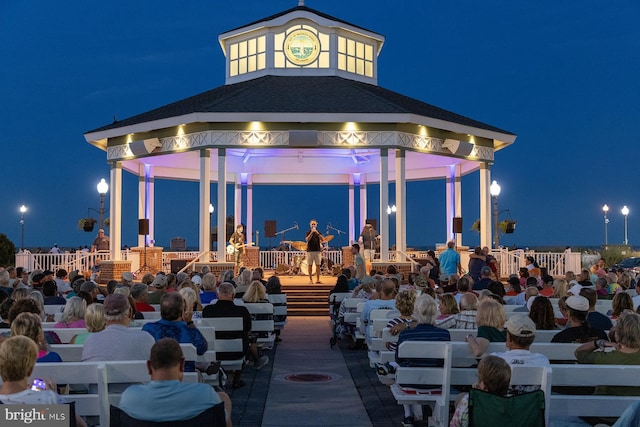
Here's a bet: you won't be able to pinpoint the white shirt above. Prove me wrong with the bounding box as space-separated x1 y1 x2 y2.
491 349 550 367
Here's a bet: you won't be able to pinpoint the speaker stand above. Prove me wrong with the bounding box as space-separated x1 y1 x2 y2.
134 236 156 276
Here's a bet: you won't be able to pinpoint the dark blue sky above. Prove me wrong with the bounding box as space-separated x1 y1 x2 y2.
1 1 638 251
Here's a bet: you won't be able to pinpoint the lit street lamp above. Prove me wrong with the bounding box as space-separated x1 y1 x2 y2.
209 204 214 250
602 204 609 245
489 180 501 248
386 205 396 215
19 205 27 251
96 178 109 230
622 205 630 245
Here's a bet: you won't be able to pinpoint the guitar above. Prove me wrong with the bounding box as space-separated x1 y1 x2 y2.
226 242 255 255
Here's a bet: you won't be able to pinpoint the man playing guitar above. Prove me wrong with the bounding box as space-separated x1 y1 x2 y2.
229 224 245 274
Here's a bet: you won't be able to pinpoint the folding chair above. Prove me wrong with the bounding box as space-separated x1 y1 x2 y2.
469 388 545 427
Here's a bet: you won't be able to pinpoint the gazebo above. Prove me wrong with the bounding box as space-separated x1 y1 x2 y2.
84 4 515 276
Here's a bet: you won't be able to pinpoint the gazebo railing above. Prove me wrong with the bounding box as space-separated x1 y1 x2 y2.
15 248 583 279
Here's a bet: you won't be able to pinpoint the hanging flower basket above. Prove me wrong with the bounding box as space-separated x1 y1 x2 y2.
78 218 97 232
471 219 481 233
500 219 517 234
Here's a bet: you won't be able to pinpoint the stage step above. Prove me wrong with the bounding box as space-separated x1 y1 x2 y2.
280 279 334 316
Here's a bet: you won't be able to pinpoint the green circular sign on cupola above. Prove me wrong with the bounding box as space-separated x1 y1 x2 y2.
284 29 320 65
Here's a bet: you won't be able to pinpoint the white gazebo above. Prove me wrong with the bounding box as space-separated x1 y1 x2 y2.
84 4 516 268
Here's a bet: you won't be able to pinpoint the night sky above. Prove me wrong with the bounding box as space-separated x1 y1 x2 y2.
1 1 638 251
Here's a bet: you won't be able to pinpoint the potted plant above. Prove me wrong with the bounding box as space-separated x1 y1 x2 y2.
499 219 517 234
78 218 97 232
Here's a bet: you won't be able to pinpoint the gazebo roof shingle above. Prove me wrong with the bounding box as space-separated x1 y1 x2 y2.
88 75 513 135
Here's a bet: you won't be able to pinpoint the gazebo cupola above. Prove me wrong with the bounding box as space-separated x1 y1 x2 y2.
219 3 384 85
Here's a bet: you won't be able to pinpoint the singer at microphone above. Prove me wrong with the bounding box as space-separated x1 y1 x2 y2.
305 219 324 284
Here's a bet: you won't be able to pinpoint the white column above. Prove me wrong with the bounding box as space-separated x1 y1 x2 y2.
455 164 463 247
446 166 454 242
246 175 253 244
234 178 242 228
148 173 155 246
137 170 145 248
109 162 122 260
199 150 211 254
479 163 492 249
380 149 389 261
395 149 406 253
359 177 367 233
348 175 355 243
217 149 227 263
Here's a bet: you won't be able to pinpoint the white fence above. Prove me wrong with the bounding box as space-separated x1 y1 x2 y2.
15 248 582 278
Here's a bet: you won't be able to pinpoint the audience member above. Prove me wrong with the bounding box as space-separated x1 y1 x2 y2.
468 246 487 284
580 288 613 330
11 312 61 362
202 282 267 389
466 299 506 357
42 280 66 305
575 311 640 395
395 294 450 426
142 293 216 374
610 292 633 320
435 293 459 329
54 296 87 328
118 338 232 426
0 336 87 427
147 273 168 304
200 273 218 304
528 297 557 330
455 293 479 330
131 283 154 312
71 303 106 344
7 299 61 344
179 287 202 318
360 279 397 340
450 355 511 427
82 293 155 361
385 290 416 351
551 295 607 343
473 267 493 291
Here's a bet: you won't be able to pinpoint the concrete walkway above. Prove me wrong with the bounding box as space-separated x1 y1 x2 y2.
228 316 403 427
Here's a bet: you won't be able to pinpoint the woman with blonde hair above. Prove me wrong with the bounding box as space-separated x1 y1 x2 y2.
436 293 460 329
179 287 202 319
11 312 62 362
71 303 106 344
466 298 507 357
552 278 569 298
28 291 53 322
53 296 86 328
385 290 417 351
178 280 203 311
0 336 87 426
243 280 268 303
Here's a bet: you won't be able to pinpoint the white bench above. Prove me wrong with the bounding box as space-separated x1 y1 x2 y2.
245 302 275 347
267 293 287 330
197 317 245 371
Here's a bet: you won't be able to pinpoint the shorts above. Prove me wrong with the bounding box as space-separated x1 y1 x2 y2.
306 251 322 267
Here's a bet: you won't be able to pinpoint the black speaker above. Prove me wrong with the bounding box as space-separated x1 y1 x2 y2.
170 259 188 274
453 217 463 234
264 220 277 238
365 218 377 231
138 219 149 236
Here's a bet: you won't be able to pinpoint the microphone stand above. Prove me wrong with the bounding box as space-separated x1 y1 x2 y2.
274 223 299 250
327 224 346 248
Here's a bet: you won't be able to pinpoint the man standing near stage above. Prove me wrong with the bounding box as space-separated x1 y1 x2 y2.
359 223 379 262
305 219 323 284
438 240 462 276
91 229 110 252
352 243 366 282
229 224 245 275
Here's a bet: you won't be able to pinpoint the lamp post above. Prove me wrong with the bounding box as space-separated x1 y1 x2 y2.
602 204 609 245
386 205 396 215
489 180 501 249
96 178 109 230
19 205 27 251
622 205 630 245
